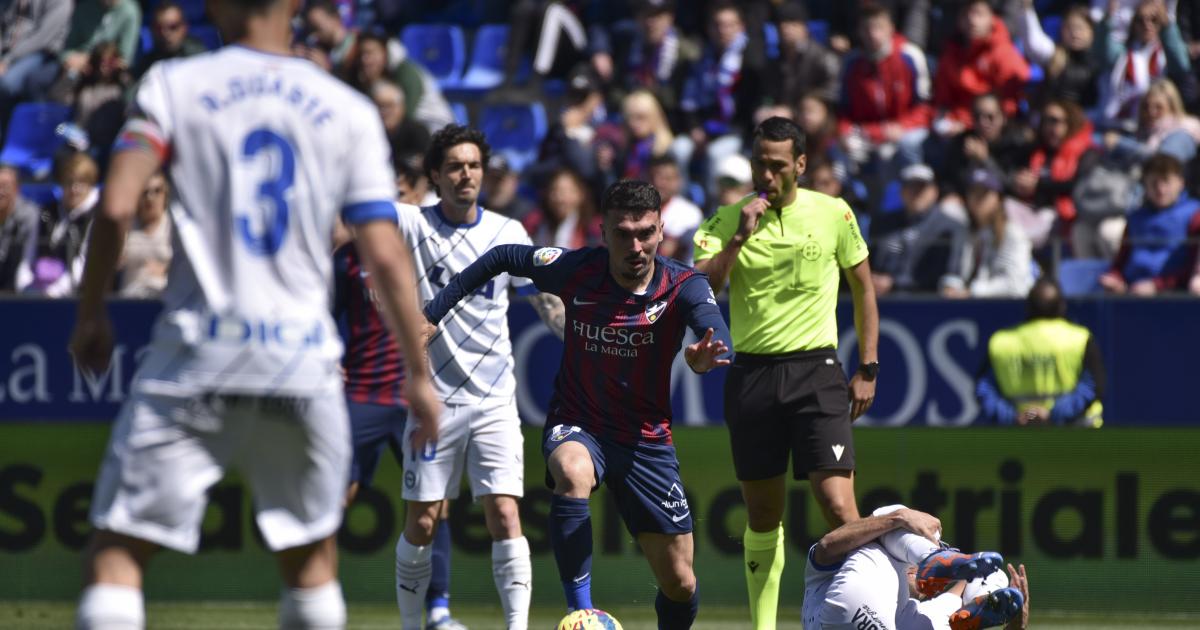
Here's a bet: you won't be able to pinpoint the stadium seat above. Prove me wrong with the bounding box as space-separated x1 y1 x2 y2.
479 103 547 171
1041 15 1063 42
763 23 780 59
174 0 208 24
880 180 903 214
451 101 470 126
19 183 59 208
0 102 72 179
808 20 830 46
452 24 510 91
191 24 222 50
401 24 467 88
139 26 153 58
1058 258 1110 296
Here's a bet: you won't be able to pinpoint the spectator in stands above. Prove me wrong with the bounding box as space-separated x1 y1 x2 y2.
132 1 207 80
712 153 753 209
340 30 453 134
371 80 430 157
0 165 37 292
118 173 171 298
829 0 939 56
942 92 1032 194
73 42 132 167
522 167 602 249
481 154 533 219
767 2 841 107
977 278 1105 427
1099 152 1200 294
797 94 850 184
1093 0 1179 46
303 0 357 74
18 153 100 297
596 90 674 188
537 64 604 183
1103 78 1200 166
1097 0 1191 132
839 3 934 181
1007 99 1097 249
870 164 966 295
648 154 702 262
395 152 437 207
1017 2 1102 109
678 2 759 189
61 0 142 77
590 0 698 127
941 166 1034 298
0 0 69 114
932 0 1030 138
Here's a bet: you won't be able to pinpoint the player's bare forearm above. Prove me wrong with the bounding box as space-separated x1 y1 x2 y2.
845 260 879 364
78 150 161 316
354 221 432 380
694 238 743 292
813 513 904 566
527 292 565 340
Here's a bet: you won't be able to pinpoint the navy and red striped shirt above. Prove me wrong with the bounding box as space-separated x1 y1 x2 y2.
424 245 733 446
332 242 406 406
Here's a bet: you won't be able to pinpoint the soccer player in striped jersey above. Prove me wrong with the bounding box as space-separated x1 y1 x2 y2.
392 125 567 630
68 1 439 628
424 180 733 629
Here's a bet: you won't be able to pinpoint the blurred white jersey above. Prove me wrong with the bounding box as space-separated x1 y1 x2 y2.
124 46 396 396
396 203 535 405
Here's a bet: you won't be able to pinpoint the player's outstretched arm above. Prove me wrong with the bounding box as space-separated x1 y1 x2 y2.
70 149 162 375
424 244 540 323
812 508 941 567
680 275 733 373
355 220 441 450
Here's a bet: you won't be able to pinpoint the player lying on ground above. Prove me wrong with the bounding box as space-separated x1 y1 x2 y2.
423 180 733 630
804 504 1029 630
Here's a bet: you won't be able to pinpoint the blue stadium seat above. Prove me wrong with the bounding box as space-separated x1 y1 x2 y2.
1041 15 1063 43
401 24 467 88
172 0 208 25
139 26 153 58
0 102 72 179
686 182 706 208
763 23 780 59
451 101 470 126
479 103 547 172
808 20 830 46
879 180 903 214
191 24 222 50
19 183 59 208
1058 258 1110 296
453 24 510 91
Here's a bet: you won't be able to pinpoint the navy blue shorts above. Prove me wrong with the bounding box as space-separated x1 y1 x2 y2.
542 423 692 535
347 399 407 486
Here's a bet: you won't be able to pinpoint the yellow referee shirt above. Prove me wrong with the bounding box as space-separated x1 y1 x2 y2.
693 190 868 354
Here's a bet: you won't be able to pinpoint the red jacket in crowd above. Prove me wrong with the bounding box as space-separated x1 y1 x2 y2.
838 33 934 143
1027 120 1095 224
933 17 1031 126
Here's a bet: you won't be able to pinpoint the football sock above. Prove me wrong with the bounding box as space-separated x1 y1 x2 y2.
425 519 452 622
743 524 784 630
492 536 532 630
655 586 699 630
549 495 593 610
76 584 144 630
395 533 433 630
279 581 346 629
873 504 941 565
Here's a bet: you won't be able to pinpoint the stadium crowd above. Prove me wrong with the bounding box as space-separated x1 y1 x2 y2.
2 0 1200 298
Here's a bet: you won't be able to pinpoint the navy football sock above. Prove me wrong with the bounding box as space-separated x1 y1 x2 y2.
426 518 452 613
655 587 698 630
550 495 593 610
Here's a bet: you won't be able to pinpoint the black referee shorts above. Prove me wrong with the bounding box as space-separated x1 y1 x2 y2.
724 348 854 481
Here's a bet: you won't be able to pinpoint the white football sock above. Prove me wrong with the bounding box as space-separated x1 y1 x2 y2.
395 534 433 630
492 536 532 630
279 581 345 629
873 504 941 565
76 584 144 630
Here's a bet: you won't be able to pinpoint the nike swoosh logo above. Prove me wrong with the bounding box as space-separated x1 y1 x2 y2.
398 583 418 594
671 512 691 523
510 580 530 589
573 297 597 305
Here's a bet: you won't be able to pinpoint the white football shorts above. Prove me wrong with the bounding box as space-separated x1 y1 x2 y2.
401 397 524 502
89 390 350 553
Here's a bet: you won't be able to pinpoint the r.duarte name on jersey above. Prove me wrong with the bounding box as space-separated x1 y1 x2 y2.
198 75 334 127
572 319 654 357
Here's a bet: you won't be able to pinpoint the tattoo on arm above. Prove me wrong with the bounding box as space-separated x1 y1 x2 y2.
528 292 566 340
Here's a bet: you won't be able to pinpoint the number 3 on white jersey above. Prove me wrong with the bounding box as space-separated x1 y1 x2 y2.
237 128 295 256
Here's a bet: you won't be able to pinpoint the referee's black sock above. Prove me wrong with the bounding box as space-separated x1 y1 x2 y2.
655 586 698 630
549 495 593 610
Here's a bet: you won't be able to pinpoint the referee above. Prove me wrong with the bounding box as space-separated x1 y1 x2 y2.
693 116 879 630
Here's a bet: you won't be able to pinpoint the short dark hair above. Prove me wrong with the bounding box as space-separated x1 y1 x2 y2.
600 179 661 217
155 1 184 17
1142 153 1184 180
1026 278 1066 320
423 124 492 180
647 154 678 172
860 2 892 22
753 116 806 158
304 0 339 17
394 152 424 188
709 1 741 21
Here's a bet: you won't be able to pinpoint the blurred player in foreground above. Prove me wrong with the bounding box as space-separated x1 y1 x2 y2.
392 125 567 630
423 180 733 629
804 505 1029 630
69 1 439 628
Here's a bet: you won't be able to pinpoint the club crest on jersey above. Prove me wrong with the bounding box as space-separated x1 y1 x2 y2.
645 300 668 323
533 247 563 267
549 424 582 442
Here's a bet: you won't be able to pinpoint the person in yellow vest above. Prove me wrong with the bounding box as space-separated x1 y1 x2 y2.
693 116 880 630
977 278 1105 427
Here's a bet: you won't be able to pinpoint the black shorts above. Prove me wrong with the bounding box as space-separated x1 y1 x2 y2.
724 348 854 481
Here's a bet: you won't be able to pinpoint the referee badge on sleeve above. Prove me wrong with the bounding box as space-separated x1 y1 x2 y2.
533 247 563 266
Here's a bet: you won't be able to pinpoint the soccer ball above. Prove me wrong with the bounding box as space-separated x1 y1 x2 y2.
556 608 624 630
